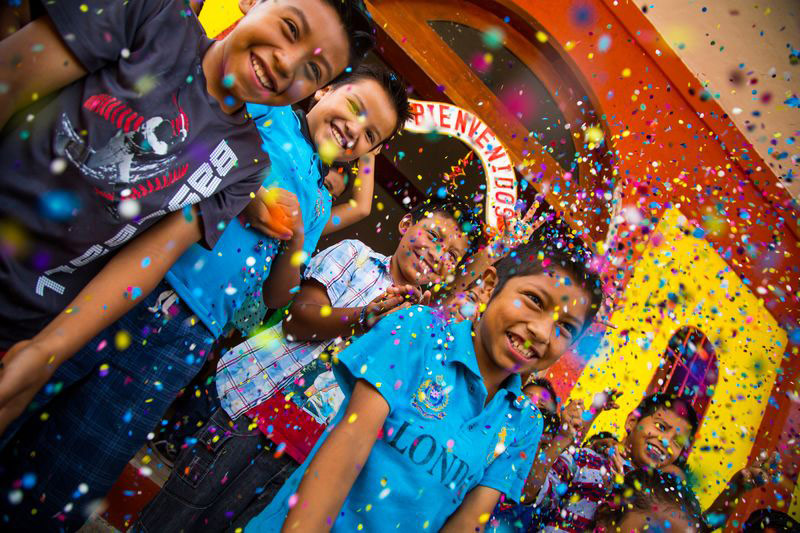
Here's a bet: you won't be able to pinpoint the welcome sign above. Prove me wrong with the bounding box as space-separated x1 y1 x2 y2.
405 99 517 228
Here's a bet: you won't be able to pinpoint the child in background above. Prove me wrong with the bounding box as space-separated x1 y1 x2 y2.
593 470 705 532
0 62 408 529
0 0 373 433
246 224 605 532
533 393 698 532
136 198 482 531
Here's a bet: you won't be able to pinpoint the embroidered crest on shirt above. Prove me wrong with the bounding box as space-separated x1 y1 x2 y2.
412 376 449 420
487 425 514 464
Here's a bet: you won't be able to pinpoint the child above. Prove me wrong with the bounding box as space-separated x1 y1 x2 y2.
0 0 373 425
533 393 700 532
0 64 407 529
593 470 705 532
244 225 605 531
136 198 483 530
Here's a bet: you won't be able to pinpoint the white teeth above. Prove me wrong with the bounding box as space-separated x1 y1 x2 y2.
508 333 535 359
250 55 273 91
331 126 345 148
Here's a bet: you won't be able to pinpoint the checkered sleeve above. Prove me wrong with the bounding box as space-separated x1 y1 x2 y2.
302 239 362 304
535 448 577 516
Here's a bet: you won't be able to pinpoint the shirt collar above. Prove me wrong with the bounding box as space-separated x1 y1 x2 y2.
293 109 330 179
445 320 524 400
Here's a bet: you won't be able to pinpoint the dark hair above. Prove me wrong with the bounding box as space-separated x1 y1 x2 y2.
743 509 800 532
490 220 604 328
409 197 485 261
331 64 411 143
322 0 375 69
594 470 705 532
632 393 699 466
585 431 618 445
522 377 558 410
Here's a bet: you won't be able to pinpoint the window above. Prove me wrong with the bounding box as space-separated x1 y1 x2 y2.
648 326 719 421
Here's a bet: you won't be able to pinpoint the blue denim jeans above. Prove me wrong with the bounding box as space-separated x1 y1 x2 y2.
135 408 298 532
0 280 213 532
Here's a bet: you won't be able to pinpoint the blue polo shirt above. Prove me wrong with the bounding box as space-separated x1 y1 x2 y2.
165 104 331 337
246 306 543 532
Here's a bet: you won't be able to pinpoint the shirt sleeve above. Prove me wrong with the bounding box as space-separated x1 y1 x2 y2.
300 196 331 259
196 167 265 249
534 448 577 514
44 0 181 73
479 405 543 502
332 305 440 412
302 240 360 304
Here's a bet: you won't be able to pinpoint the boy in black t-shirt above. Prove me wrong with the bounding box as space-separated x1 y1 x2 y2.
0 0 371 412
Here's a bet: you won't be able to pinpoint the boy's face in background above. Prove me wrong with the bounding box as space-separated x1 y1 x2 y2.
394 212 469 286
217 0 349 106
477 267 590 375
625 408 693 469
307 78 397 162
615 506 696 533
323 169 346 199
523 385 557 414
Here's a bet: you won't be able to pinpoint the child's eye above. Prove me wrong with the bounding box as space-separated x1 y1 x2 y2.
366 130 375 144
284 19 299 40
524 292 542 308
559 322 577 337
347 99 360 115
308 62 321 83
427 230 439 241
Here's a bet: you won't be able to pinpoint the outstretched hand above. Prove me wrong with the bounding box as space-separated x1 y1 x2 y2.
487 202 545 261
363 285 431 330
245 187 301 240
0 340 59 434
727 451 781 496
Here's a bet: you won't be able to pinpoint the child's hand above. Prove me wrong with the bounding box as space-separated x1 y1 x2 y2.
0 340 59 433
362 285 431 330
726 451 781 496
244 187 300 240
487 202 545 260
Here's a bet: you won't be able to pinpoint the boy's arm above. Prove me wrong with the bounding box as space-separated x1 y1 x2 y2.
526 450 575 512
261 232 306 309
702 452 780 527
322 153 375 236
440 486 502 533
0 16 86 128
0 209 202 432
282 379 389 531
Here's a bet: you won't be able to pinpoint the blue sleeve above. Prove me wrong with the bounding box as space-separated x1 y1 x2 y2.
333 305 441 412
300 197 331 259
479 404 543 502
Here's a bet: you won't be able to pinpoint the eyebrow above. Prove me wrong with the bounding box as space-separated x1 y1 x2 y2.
287 5 334 81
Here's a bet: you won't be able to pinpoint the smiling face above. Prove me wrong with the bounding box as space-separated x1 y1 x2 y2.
523 385 558 414
614 505 696 533
625 408 693 469
391 212 469 286
307 78 398 162
475 268 591 377
323 168 346 199
214 0 350 108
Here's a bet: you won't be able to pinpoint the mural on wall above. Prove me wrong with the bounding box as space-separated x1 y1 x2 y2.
571 208 787 507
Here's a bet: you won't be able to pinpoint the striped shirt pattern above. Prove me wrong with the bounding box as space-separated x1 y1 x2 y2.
215 239 394 419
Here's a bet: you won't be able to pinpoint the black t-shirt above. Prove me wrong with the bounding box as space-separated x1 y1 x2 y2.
0 0 269 347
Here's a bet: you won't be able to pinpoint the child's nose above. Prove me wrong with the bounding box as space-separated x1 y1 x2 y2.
272 50 291 84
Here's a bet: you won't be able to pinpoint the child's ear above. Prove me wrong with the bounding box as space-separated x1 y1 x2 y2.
398 213 413 235
239 0 258 14
477 267 498 299
314 86 333 103
624 412 639 435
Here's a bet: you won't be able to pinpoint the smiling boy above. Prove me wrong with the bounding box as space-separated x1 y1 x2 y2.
243 223 604 532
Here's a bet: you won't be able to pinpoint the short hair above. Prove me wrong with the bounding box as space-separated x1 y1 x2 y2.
743 509 800 532
594 470 705 532
585 431 618 445
409 197 485 261
491 220 604 328
323 0 375 69
632 393 699 466
331 64 411 143
522 377 558 409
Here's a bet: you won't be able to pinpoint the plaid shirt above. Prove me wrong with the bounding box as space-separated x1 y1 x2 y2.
215 239 394 419
535 447 632 533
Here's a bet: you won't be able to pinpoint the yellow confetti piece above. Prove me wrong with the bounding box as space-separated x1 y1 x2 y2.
584 126 604 144
40 412 50 422
621 67 631 77
479 513 491 524
290 250 309 267
320 305 332 317
535 31 548 42
348 413 358 423
262 119 272 128
80 4 88 11
318 138 341 165
115 330 131 351
565 40 576 51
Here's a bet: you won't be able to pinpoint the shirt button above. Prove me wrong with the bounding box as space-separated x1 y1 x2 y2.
468 385 475 393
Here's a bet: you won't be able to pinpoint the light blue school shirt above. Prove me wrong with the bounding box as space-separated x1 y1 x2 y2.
246 306 543 532
166 104 331 337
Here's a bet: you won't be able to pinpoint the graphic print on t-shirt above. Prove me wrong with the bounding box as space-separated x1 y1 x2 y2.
55 93 190 196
